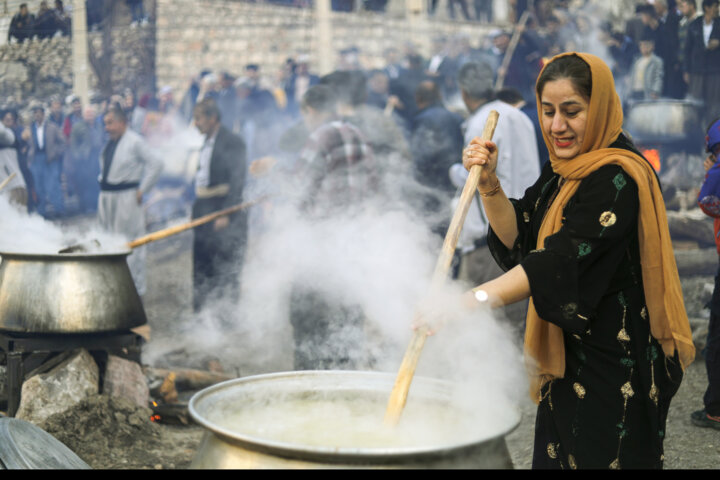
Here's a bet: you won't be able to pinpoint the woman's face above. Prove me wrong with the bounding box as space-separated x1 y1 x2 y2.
540 78 590 160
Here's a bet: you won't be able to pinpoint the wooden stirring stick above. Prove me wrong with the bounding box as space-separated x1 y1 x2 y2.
384 110 499 426
127 196 267 249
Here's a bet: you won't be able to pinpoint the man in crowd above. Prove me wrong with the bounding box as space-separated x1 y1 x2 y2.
98 105 163 298
2 109 34 212
449 61 539 325
319 70 410 188
684 0 720 128
409 80 464 239
25 103 65 219
8 3 35 43
48 96 65 128
69 105 103 214
191 97 248 314
0 118 28 209
289 84 376 371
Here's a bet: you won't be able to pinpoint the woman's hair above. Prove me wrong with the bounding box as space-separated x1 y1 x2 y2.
535 54 592 101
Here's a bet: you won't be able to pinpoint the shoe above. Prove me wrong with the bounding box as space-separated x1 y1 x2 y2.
691 409 720 430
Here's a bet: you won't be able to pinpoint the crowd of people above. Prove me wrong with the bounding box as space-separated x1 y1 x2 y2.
7 0 149 43
8 1 73 42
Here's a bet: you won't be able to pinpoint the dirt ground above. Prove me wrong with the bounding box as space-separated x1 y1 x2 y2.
32 226 720 469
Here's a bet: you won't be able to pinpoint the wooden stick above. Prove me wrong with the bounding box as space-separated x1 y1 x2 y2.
127 196 267 249
494 10 531 91
0 172 17 193
384 110 499 426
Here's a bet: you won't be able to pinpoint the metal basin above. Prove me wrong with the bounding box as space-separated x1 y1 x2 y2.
0 250 146 333
625 99 703 144
189 370 520 469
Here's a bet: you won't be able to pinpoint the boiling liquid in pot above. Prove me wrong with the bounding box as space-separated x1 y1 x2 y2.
209 391 506 450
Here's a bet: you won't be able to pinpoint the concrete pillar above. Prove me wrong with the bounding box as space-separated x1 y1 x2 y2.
316 0 333 76
72 0 90 106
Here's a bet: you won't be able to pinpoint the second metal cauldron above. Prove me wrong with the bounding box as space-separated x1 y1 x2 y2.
0 250 146 333
189 370 520 469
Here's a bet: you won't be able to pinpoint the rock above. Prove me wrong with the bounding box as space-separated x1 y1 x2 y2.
103 355 150 409
674 248 718 276
16 349 99 425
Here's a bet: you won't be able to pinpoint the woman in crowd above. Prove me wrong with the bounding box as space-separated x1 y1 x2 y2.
455 52 695 468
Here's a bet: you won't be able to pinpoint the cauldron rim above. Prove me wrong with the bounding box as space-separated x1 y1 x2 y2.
0 249 132 259
188 370 521 462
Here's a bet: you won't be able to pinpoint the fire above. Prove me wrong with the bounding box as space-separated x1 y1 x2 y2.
150 414 162 422
642 148 661 172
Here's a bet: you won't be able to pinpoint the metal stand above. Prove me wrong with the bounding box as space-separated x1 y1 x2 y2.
0 331 143 417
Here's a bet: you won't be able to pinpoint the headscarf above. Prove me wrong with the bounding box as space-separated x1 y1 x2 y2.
524 52 695 403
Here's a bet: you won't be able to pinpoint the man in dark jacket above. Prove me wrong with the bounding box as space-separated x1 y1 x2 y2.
409 80 464 238
684 0 720 128
26 103 66 219
192 98 248 313
8 4 35 43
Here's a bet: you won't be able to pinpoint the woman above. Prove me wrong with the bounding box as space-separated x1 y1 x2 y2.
457 52 695 468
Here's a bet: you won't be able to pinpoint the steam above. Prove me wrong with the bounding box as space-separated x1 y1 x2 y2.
143 150 527 415
0 195 127 254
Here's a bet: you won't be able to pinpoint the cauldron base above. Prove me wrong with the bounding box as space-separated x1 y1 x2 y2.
0 330 143 417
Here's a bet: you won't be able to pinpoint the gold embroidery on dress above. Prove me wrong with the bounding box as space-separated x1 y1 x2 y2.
573 382 586 399
649 384 659 405
599 211 617 227
621 381 635 399
609 459 620 469
648 334 659 406
617 328 630 342
568 454 577 470
641 306 647 320
524 211 530 223
547 443 557 459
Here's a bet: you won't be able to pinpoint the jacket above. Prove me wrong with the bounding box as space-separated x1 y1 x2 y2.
683 16 720 75
27 120 65 164
629 54 664 99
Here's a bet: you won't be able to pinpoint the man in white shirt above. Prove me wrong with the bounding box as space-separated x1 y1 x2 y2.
98 105 163 297
449 61 540 323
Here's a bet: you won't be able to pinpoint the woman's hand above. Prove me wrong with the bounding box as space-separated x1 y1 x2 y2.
704 154 716 173
411 287 491 336
463 138 499 190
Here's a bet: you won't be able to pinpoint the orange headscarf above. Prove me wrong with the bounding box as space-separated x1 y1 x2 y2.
524 52 695 403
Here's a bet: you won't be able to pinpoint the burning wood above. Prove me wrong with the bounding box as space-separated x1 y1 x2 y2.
145 367 235 394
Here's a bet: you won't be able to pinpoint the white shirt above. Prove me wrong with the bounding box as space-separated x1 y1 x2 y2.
449 100 541 252
704 20 714 47
35 120 45 150
195 128 218 189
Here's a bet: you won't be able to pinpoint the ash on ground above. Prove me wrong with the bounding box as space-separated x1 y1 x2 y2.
39 394 200 470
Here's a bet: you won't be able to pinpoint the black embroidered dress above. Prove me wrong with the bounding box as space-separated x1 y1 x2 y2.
487 136 684 469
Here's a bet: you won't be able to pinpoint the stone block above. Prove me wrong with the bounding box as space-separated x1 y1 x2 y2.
16 349 99 425
103 355 149 409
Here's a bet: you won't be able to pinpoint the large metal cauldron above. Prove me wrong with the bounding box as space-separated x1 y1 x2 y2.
0 250 146 333
189 371 520 469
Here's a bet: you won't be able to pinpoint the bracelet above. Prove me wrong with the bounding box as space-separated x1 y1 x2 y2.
474 289 489 303
479 180 501 197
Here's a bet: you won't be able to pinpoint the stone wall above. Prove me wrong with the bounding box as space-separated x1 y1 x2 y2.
155 0 497 97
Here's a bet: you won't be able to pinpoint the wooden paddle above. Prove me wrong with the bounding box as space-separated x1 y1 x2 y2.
58 196 267 254
127 196 267 249
494 10 532 91
0 172 17 193
384 110 499 426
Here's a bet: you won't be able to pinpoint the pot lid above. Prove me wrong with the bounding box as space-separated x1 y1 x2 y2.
0 417 91 469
